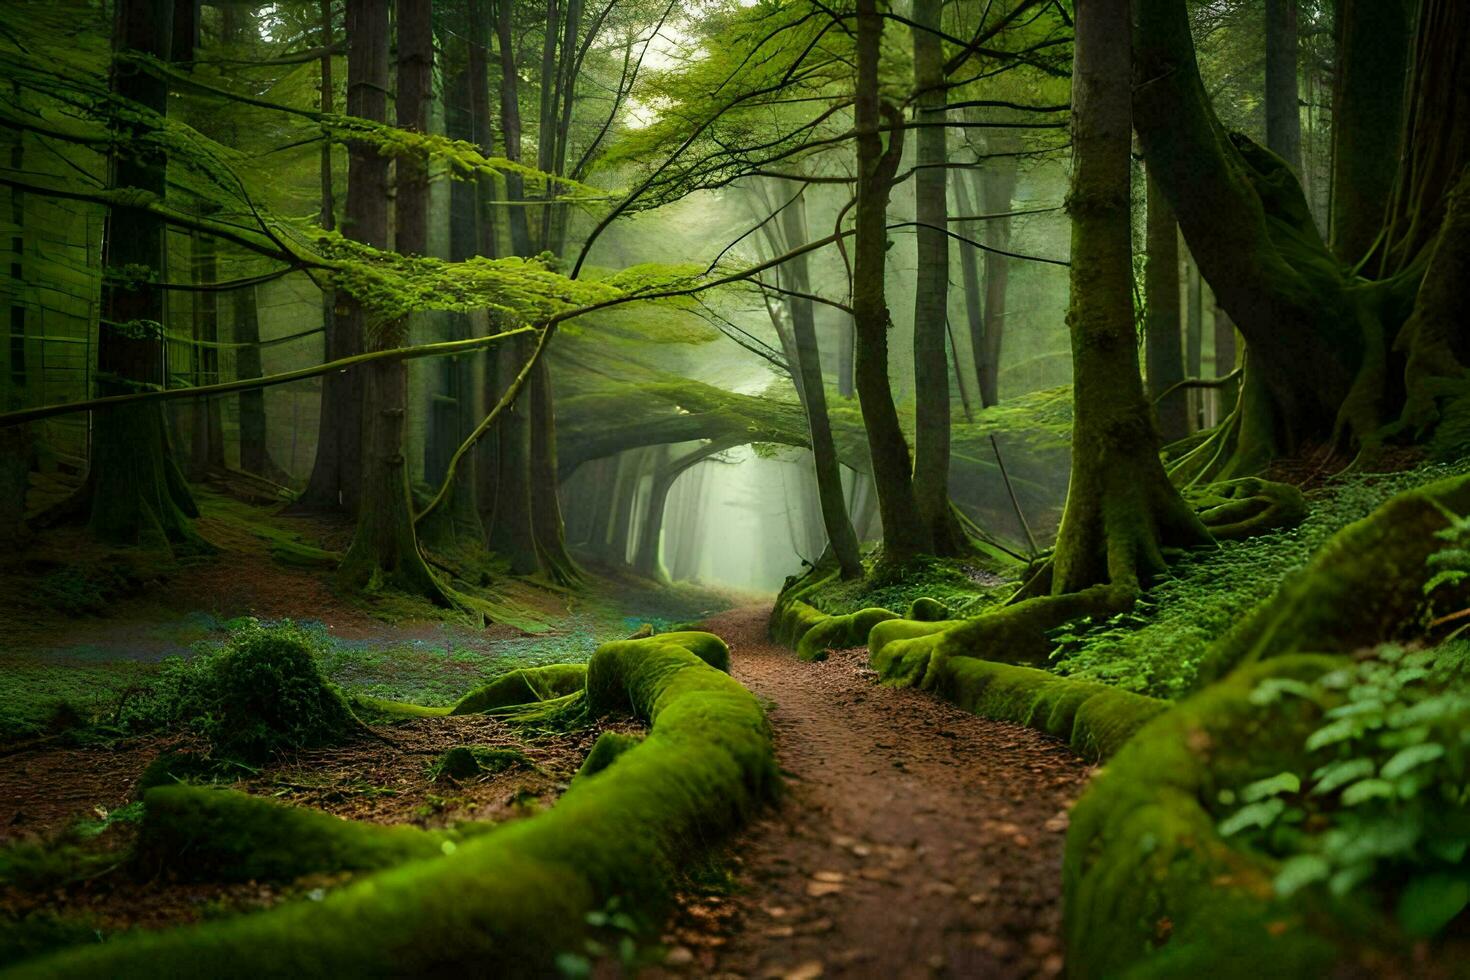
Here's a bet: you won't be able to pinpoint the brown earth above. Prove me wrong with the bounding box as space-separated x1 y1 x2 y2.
659 605 1094 980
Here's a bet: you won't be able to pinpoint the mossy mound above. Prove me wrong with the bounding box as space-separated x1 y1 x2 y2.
123 621 359 763
448 663 589 715
868 617 1164 761
905 596 952 622
429 746 535 781
1198 472 1470 686
576 731 643 782
134 785 468 882
1063 655 1386 978
12 632 775 977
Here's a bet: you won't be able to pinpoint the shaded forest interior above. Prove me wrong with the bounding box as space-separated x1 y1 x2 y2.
1 0 1469 976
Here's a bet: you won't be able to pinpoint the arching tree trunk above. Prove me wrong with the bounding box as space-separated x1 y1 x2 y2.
338 0 449 602
1051 0 1209 595
853 0 930 563
85 0 200 549
910 0 960 556
1136 0 1468 465
1145 167 1188 443
631 440 735 581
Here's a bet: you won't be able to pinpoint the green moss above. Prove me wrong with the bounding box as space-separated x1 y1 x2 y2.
449 663 589 715
795 607 899 662
429 746 535 781
905 596 952 621
134 785 465 881
1063 656 1371 978
118 620 359 762
868 617 1163 761
576 731 644 782
14 631 775 978
0 914 100 970
1199 472 1470 685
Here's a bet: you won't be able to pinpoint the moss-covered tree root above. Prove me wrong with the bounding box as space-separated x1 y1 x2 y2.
1197 471 1470 685
768 591 1161 761
8 632 774 979
1063 655 1376 978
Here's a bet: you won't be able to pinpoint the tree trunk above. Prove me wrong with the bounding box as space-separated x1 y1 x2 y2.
530 358 580 583
1184 251 1203 429
910 0 959 556
187 232 224 477
86 0 200 548
953 171 990 406
980 134 1018 403
487 335 540 575
421 12 488 551
231 283 285 481
780 189 863 579
1145 168 1188 443
1329 0 1411 267
631 440 734 580
1213 301 1239 422
338 0 448 602
1051 0 1209 594
1264 0 1302 175
494 0 532 258
853 0 930 563
296 0 361 512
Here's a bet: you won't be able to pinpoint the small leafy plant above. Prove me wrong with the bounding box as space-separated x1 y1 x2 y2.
1218 645 1470 938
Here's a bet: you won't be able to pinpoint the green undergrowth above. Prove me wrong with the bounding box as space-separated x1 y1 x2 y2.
115 619 359 762
9 631 776 977
1052 460 1470 699
1064 642 1470 977
429 746 536 781
791 553 1018 621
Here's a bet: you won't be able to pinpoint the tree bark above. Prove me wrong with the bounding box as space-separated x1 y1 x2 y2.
1145 167 1187 443
1329 0 1410 267
86 0 201 548
853 0 930 563
494 0 532 256
910 0 960 555
296 0 362 512
780 189 864 579
1051 0 1208 594
1184 251 1203 429
1264 0 1302 175
338 0 447 601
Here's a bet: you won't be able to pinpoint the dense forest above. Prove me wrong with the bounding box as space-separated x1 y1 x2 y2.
0 0 1467 974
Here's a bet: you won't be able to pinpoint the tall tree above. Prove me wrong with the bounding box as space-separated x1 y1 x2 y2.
296 0 361 511
910 0 960 555
1050 0 1208 594
337 0 447 600
1145 167 1188 443
853 0 930 562
1329 0 1411 266
83 0 201 547
1264 0 1302 175
779 188 863 579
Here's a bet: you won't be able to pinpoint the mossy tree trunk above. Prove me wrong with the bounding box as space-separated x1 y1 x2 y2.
1328 0 1410 267
853 0 931 564
1136 0 1468 464
187 231 224 479
338 0 449 603
777 188 863 580
1144 166 1188 443
910 0 960 556
1051 0 1209 595
86 0 201 549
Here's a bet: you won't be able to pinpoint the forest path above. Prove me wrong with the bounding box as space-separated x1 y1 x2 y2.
673 605 1093 979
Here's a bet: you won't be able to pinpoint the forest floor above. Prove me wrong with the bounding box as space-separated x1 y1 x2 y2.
656 606 1092 980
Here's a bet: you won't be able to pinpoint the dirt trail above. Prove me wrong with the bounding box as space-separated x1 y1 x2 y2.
674 606 1093 979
